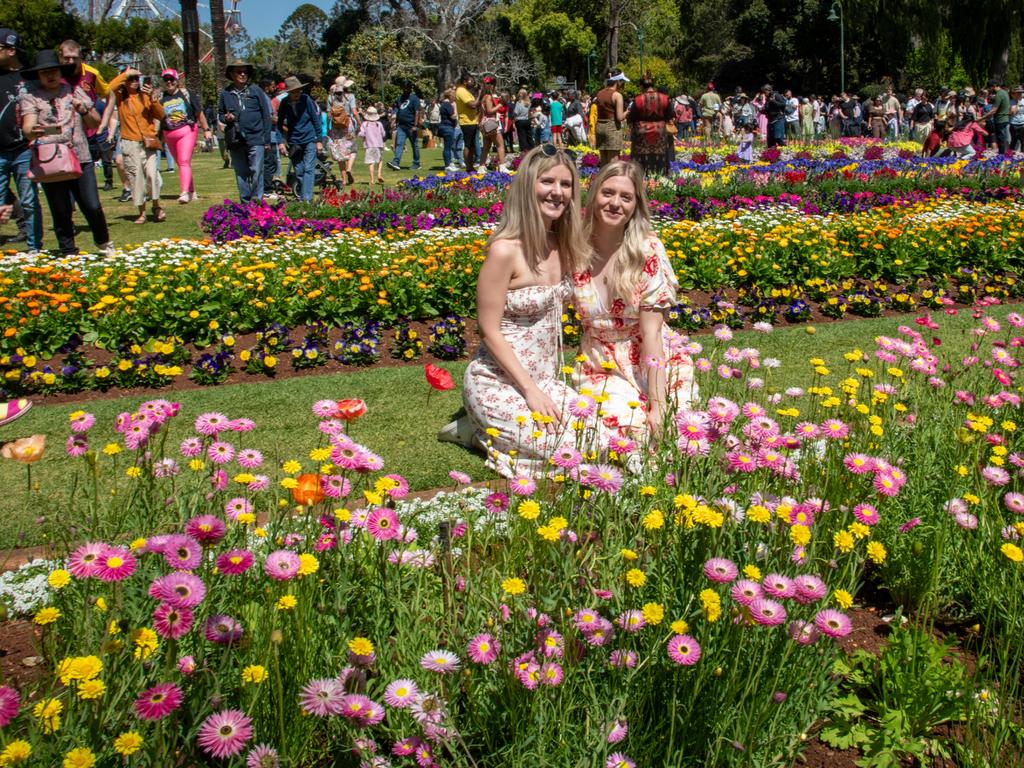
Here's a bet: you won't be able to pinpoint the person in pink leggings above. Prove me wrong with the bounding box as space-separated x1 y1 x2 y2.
158 69 212 203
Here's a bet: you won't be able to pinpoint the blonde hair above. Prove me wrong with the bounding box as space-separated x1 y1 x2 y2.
582 160 656 303
489 146 588 275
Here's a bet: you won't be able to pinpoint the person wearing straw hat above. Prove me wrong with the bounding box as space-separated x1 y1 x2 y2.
358 105 385 184
326 75 358 186
217 59 272 203
277 76 323 202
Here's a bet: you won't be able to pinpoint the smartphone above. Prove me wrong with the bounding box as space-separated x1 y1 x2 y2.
41 124 61 135
139 76 148 87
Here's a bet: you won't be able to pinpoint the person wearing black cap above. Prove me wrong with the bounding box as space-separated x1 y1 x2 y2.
18 50 113 255
217 60 272 202
0 29 43 253
982 77 1011 154
387 81 421 171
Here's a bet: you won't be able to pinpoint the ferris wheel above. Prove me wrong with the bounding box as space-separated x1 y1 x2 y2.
108 0 243 67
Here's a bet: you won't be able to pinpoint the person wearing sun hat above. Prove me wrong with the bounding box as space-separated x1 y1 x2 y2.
326 74 358 186
358 105 385 184
277 76 323 202
1009 84 1024 152
217 59 272 202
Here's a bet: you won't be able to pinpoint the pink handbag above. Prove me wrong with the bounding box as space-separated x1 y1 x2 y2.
28 141 82 183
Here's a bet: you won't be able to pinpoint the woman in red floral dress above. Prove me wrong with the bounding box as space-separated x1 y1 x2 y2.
572 160 697 438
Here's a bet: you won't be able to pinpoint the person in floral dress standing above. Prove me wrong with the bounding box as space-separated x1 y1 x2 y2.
572 160 696 438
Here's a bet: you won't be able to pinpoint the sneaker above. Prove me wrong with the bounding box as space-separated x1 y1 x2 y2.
410 164 421 171
0 398 31 428
102 182 113 191
98 242 116 256
386 161 402 171
437 414 478 449
498 163 512 173
118 190 132 202
444 164 460 172
178 193 191 204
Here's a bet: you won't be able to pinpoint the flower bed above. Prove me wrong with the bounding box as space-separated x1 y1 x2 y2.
0 309 1021 766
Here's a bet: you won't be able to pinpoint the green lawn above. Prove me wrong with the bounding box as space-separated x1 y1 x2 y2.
6 145 452 251
0 305 1014 551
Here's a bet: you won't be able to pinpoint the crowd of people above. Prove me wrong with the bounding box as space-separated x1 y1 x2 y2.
2 24 1023 252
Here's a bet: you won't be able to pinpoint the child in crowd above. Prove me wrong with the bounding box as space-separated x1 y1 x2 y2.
737 121 754 161
360 106 385 184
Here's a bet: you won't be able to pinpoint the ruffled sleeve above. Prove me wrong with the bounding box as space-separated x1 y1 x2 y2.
638 236 679 311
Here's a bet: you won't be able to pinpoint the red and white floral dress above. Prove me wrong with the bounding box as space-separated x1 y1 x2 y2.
464 280 602 478
571 236 697 434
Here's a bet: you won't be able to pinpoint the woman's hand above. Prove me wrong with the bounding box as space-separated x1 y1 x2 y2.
525 386 562 433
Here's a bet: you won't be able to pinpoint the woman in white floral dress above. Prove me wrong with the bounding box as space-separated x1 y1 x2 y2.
326 76 358 186
572 160 696 438
460 145 595 477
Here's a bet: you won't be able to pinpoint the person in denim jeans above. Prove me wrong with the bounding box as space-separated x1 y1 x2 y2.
277 76 323 202
217 60 272 203
387 82 421 171
0 29 42 252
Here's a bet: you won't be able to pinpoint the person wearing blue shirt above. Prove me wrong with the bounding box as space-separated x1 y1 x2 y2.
217 59 273 202
277 76 324 202
388 82 421 171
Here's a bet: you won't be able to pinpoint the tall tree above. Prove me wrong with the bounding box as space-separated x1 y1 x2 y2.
210 0 226 87
180 0 202 99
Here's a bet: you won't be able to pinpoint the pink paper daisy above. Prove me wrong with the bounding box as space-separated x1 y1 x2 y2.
582 464 624 493
509 474 536 496
366 508 401 541
420 649 460 674
731 579 764 606
246 744 280 768
134 682 183 721
205 614 244 645
149 572 206 608
666 634 701 665
704 557 738 583
216 549 254 575
264 550 301 580
843 453 875 475
162 534 203 571
185 515 226 544
467 633 499 664
97 547 136 582
298 678 345 716
195 412 230 436
68 541 106 578
607 718 628 744
788 619 820 645
197 709 253 759
0 685 19 727
748 598 787 627
540 661 564 686
814 609 853 638
551 445 583 469
66 434 88 457
224 497 252 520
383 679 419 708
852 503 880 526
793 574 827 605
153 602 194 639
762 573 796 599
236 448 264 469
606 753 636 768
207 440 236 465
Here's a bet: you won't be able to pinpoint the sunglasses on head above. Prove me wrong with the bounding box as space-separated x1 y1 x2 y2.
539 143 577 163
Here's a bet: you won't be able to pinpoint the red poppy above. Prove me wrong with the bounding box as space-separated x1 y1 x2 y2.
425 364 455 391
335 399 367 421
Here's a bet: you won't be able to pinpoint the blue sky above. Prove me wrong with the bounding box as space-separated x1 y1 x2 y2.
231 0 334 41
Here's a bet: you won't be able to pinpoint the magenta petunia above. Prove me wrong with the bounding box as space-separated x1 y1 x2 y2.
197 709 253 759
0 685 20 727
134 682 183 721
667 634 701 666
264 550 301 580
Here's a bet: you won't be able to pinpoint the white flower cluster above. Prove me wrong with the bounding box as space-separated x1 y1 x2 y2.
0 558 60 616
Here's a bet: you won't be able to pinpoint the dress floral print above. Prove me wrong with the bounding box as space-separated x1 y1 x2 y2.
571 235 697 434
464 280 600 478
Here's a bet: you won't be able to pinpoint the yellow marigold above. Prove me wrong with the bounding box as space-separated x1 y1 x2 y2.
33 698 62 733
502 577 526 596
641 602 665 625
620 548 638 561
642 509 665 530
297 553 319 576
282 460 302 474
47 569 71 589
132 627 158 659
241 665 268 684
549 516 568 532
700 589 722 623
518 500 540 520
743 564 762 582
77 678 106 700
833 589 854 609
112 732 143 757
276 595 297 610
848 522 871 540
536 525 560 542
1002 543 1024 564
34 606 60 625
670 619 689 634
348 637 375 657
747 504 771 524
867 541 887 564
790 524 812 546
625 568 647 588
833 530 855 553
0 739 32 764
62 747 95 768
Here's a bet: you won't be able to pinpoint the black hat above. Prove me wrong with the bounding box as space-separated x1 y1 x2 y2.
21 50 72 79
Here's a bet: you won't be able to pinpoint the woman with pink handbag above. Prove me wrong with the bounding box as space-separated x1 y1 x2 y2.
18 50 113 255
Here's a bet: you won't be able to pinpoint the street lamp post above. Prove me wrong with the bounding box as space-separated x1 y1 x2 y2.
377 29 385 105
586 49 596 91
827 0 844 93
622 21 644 78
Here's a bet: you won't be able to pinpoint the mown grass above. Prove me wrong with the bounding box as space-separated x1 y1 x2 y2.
0 305 1015 551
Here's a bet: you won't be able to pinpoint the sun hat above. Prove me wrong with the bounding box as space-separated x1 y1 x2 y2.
607 72 630 83
224 59 253 77
161 68 179 80
333 75 354 90
363 106 380 121
283 76 304 93
20 50 66 78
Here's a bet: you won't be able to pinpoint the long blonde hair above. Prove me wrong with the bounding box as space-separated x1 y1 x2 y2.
489 146 588 275
583 160 654 302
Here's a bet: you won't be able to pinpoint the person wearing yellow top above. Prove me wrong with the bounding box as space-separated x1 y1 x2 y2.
454 71 479 172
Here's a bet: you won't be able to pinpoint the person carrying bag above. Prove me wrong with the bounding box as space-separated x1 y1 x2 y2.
105 66 166 223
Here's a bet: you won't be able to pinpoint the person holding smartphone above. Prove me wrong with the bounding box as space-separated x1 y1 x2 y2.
104 66 165 223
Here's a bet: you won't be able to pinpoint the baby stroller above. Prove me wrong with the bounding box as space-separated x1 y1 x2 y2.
270 150 340 199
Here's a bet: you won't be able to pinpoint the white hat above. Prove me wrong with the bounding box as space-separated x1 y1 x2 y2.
334 76 354 90
607 72 630 83
363 106 380 121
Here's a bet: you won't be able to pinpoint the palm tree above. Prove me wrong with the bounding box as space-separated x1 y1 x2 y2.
180 0 202 98
210 0 227 88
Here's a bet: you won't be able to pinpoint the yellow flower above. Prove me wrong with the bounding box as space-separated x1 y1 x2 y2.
77 678 106 700
642 509 665 530
34 606 60 625
536 525 560 542
1002 543 1024 563
276 594 297 610
297 553 319 576
549 516 568 531
747 504 771 524
62 747 96 768
642 602 665 625
130 537 147 551
254 527 267 538
834 589 854 609
833 530 855 553
638 485 656 496
102 442 121 455
280 477 298 489
47 569 71 589
113 732 144 757
0 739 32 764
518 500 540 520
790 524 811 546
700 589 722 623
125 466 142 478
133 627 158 659
57 655 102 684
189 459 204 471
241 665 268 684
867 541 887 564
502 577 526 596
670 619 689 634
236 512 255 525
625 568 646 588
348 637 375 657
743 564 762 582
33 698 63 734
282 459 302 474
620 548 638 561
848 522 870 540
